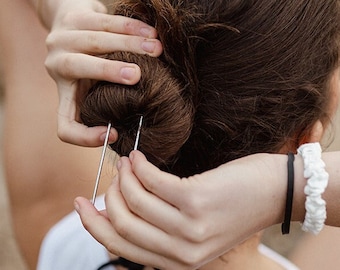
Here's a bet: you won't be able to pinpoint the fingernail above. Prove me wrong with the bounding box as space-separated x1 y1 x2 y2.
142 40 156 53
120 67 137 80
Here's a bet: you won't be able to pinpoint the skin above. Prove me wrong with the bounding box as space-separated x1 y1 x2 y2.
31 0 163 146
35 0 340 268
75 69 340 269
1 0 340 269
75 152 288 269
76 152 340 270
0 0 160 268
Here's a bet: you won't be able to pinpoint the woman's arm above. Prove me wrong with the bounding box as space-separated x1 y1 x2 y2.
75 151 288 269
75 150 340 269
30 0 163 146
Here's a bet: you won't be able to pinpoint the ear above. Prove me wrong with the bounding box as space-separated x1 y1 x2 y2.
301 120 324 144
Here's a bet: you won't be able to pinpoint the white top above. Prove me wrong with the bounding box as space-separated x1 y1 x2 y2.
37 195 299 270
258 244 300 270
37 195 115 270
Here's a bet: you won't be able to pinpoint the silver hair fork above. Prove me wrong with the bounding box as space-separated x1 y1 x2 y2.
91 116 144 205
91 122 112 205
134 115 143 150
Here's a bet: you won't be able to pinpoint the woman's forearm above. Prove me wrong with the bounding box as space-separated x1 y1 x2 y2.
74 150 340 269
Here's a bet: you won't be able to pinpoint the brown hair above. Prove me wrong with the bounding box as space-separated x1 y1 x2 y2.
80 0 340 177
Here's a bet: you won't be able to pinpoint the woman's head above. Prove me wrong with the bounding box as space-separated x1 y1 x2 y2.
80 0 340 176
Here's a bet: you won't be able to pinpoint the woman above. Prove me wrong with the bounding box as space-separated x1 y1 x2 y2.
1 0 339 270
76 0 340 269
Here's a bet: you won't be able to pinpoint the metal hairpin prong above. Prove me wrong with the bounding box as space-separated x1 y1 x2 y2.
91 122 112 205
133 115 143 150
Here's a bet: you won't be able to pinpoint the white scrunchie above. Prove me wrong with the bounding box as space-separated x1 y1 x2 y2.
297 142 329 235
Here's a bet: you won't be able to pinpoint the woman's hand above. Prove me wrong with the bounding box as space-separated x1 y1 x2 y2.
75 151 286 269
44 0 163 146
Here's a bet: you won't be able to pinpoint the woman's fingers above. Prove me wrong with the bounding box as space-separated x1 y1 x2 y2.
63 13 158 38
57 115 117 146
46 4 163 146
117 157 189 236
46 30 162 57
77 153 253 268
128 151 190 207
105 173 208 269
47 53 141 84
106 164 219 268
56 83 118 146
74 197 165 268
75 190 193 268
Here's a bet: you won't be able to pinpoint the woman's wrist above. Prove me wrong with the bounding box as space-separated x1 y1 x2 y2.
262 150 340 231
256 153 288 228
252 153 306 228
219 153 289 231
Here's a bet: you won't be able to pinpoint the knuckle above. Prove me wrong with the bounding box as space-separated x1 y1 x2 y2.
100 15 113 32
86 32 102 51
44 54 60 78
169 248 203 269
113 218 130 240
143 177 156 193
45 32 57 50
44 57 53 73
127 193 143 213
57 121 74 143
161 260 193 270
122 18 136 33
184 192 204 218
58 54 75 78
57 127 69 143
181 254 202 268
186 223 208 243
106 240 121 257
178 247 206 268
159 240 203 269
123 36 136 52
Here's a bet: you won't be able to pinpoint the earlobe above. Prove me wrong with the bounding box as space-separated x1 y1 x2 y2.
307 120 324 143
281 120 324 153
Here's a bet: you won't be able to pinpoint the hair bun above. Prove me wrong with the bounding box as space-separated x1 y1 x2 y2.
80 52 194 167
